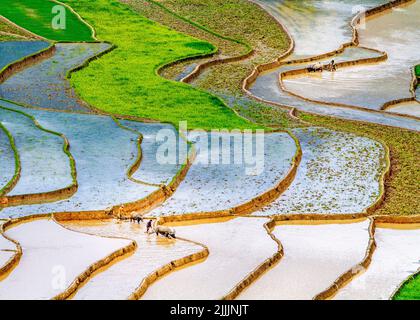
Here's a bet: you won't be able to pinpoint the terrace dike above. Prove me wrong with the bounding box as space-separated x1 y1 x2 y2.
0 0 418 300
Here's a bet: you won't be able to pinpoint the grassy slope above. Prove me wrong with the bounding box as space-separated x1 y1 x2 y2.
122 0 247 80
122 0 297 128
416 65 420 78
149 0 419 216
394 273 420 300
0 34 21 41
0 0 94 41
0 19 34 41
153 0 290 94
60 0 259 130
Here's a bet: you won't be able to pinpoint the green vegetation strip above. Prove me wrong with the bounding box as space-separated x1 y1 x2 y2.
149 0 289 93
0 123 20 196
145 0 252 54
57 0 258 130
0 19 32 41
126 0 295 127
393 271 420 300
416 65 420 78
0 0 94 41
0 33 23 42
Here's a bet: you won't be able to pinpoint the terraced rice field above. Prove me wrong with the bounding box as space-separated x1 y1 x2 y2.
249 0 420 130
0 218 131 300
118 120 188 186
0 106 73 199
63 219 204 300
0 125 16 194
149 131 296 216
0 101 162 217
253 128 385 215
255 0 388 59
0 0 418 302
334 224 420 300
57 0 258 130
142 217 277 300
239 219 371 300
0 43 111 113
282 1 420 113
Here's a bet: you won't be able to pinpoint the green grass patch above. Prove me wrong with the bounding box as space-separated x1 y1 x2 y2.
0 18 35 41
416 65 420 78
151 0 290 94
124 0 247 83
59 0 259 130
0 0 94 41
232 98 303 129
0 34 20 41
394 273 420 300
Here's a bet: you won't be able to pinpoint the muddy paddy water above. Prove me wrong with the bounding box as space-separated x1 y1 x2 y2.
142 217 277 300
334 224 420 300
238 219 370 300
0 125 15 193
255 0 387 59
0 220 17 269
149 132 296 216
250 0 420 130
0 41 49 70
282 1 420 113
0 106 73 198
0 218 131 300
63 220 203 300
0 101 181 217
387 100 420 118
253 128 385 215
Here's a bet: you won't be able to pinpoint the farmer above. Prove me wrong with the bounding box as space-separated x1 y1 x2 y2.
146 219 153 234
330 60 337 72
116 205 124 220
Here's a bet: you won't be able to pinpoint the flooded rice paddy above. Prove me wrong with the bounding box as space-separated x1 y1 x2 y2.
283 1 420 111
250 0 420 130
63 220 203 300
334 225 420 300
255 0 387 59
119 120 187 186
149 132 296 216
142 217 277 300
0 106 73 197
0 41 49 70
387 100 420 118
253 128 385 215
0 218 130 300
0 125 15 193
0 43 110 113
0 101 161 217
238 219 370 299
